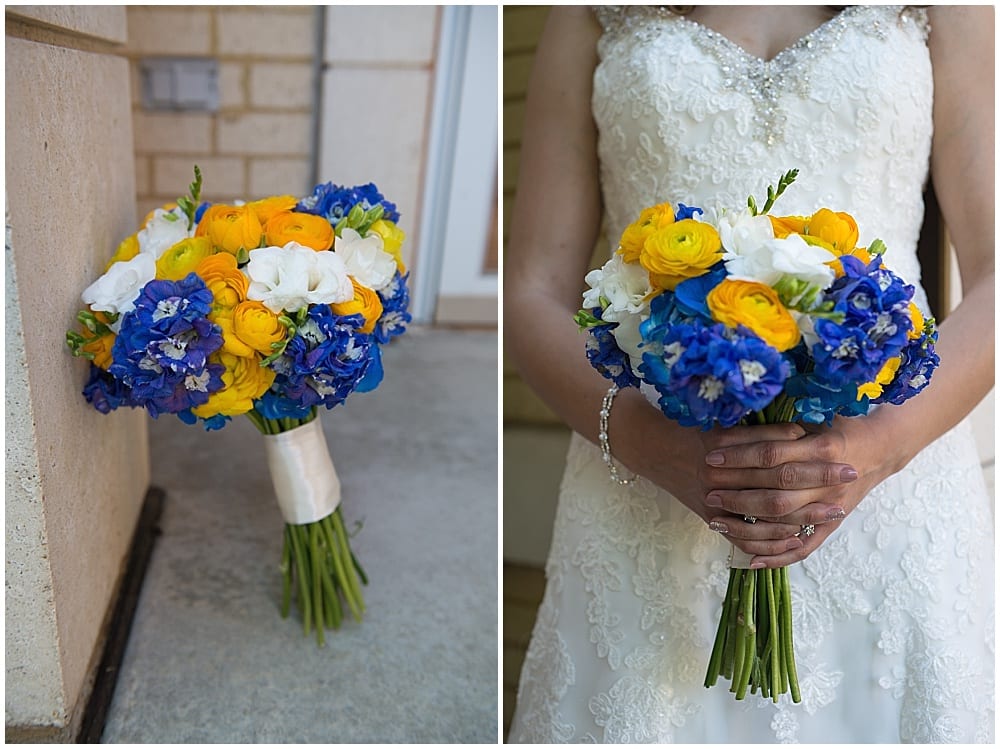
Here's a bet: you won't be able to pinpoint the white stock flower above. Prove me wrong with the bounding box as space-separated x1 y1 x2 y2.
610 314 645 376
245 242 354 313
334 228 396 291
582 253 652 323
718 209 836 289
81 253 156 319
137 207 191 259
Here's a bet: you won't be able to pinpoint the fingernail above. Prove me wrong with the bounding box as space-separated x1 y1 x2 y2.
749 561 766 569
786 537 803 551
841 467 858 482
705 492 722 507
826 507 846 520
705 451 725 466
709 521 729 534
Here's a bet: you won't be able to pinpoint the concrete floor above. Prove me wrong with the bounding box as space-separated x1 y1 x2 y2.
101 328 498 743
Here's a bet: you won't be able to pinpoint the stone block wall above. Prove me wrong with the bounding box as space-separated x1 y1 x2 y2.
6 6 149 740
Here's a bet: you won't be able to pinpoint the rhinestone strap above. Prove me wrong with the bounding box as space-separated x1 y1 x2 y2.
599 384 638 486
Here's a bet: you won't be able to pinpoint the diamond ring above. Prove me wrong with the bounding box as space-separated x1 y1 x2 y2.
800 524 816 537
743 515 758 524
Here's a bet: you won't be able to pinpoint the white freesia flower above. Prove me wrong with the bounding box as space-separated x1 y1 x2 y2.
582 253 652 323
718 209 836 289
81 253 156 322
334 228 396 291
610 314 645 376
137 206 191 259
246 242 354 313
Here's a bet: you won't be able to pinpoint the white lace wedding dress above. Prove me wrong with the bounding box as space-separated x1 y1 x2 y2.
508 6 994 744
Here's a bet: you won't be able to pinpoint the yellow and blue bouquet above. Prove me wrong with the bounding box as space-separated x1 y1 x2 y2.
67 167 411 644
577 170 939 700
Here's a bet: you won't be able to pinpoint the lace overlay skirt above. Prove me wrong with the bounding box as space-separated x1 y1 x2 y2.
509 419 994 743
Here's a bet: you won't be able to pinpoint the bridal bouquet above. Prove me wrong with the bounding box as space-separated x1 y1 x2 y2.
576 170 939 701
67 167 411 645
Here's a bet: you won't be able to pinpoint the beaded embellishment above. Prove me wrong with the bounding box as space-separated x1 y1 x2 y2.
593 6 929 146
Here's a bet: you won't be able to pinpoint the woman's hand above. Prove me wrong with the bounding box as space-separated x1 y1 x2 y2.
699 415 893 566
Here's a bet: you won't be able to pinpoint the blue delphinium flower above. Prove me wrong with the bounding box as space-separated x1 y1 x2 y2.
811 255 914 389
674 203 704 221
875 333 940 406
255 390 315 421
296 182 400 224
641 321 790 429
584 307 640 390
108 274 225 417
83 364 136 414
785 372 868 425
272 306 375 411
374 271 412 344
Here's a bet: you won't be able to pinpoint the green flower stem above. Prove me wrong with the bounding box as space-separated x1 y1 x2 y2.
280 527 292 618
705 570 739 687
781 566 801 702
334 511 366 615
766 568 781 703
323 512 364 621
310 524 325 647
287 524 312 636
735 569 756 699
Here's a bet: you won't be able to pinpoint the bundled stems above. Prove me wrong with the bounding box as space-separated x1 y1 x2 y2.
277 507 366 646
249 409 368 646
703 565 801 703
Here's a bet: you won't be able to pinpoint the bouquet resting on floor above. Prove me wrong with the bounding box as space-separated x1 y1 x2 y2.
577 170 939 701
67 167 411 645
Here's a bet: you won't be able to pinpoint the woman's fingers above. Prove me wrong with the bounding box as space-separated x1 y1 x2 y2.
704 430 844 469
705 485 849 522
746 522 837 568
703 460 858 495
701 422 806 451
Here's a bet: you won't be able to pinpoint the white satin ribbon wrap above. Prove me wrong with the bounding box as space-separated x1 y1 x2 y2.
263 419 341 525
728 545 755 570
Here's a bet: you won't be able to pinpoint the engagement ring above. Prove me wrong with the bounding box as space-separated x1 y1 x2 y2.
800 524 816 537
743 515 757 524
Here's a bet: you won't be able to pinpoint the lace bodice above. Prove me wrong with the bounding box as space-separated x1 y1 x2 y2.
592 5 933 312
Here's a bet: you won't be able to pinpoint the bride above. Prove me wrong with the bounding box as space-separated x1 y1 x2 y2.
506 5 993 743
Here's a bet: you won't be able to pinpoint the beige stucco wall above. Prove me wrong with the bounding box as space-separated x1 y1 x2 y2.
6 6 150 740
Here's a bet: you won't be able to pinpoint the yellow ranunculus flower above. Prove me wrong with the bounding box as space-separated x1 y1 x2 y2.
247 195 298 225
769 215 809 239
155 237 214 281
707 279 801 351
105 234 140 271
772 209 859 254
264 211 334 251
858 356 901 400
232 300 286 355
369 219 407 273
330 278 384 334
80 311 116 370
195 204 263 256
807 208 858 253
191 351 275 418
618 202 674 263
640 218 722 290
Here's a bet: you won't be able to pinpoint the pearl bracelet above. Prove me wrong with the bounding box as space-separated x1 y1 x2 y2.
599 384 638 486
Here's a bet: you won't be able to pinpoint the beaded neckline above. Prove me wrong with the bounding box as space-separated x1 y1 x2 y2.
666 6 868 64
596 5 911 146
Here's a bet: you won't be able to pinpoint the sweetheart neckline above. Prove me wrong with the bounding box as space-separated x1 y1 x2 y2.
663 5 865 66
